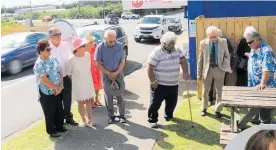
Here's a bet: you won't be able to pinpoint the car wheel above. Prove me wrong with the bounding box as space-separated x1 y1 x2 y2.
132 16 135 19
104 21 107 24
123 47 128 60
134 38 141 42
8 60 22 75
122 16 126 20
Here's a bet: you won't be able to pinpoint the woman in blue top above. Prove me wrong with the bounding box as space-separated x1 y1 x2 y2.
33 40 67 137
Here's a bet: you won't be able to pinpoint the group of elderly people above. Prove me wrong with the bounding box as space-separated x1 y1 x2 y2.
34 28 127 137
198 25 276 128
34 23 275 137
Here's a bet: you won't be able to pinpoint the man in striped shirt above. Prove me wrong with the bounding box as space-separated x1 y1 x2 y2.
147 32 190 128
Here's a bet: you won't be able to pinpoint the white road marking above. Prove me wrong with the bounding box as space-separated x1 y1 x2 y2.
1 76 35 90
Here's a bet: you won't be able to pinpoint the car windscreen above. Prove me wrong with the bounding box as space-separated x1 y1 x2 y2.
140 17 161 24
77 29 104 44
1 34 26 50
167 18 177 23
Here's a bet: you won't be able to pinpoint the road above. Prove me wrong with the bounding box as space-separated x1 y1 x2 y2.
1 13 188 140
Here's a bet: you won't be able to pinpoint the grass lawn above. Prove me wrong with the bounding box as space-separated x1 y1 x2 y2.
153 94 231 150
1 103 82 150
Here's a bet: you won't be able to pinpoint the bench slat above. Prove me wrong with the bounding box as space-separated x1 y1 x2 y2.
223 93 276 98
223 86 276 91
222 100 276 108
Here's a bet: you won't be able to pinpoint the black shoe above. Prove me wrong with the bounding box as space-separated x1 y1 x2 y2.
66 119 79 126
108 118 115 124
57 127 68 133
119 117 127 123
165 117 174 122
201 109 207 117
49 132 60 138
216 112 222 118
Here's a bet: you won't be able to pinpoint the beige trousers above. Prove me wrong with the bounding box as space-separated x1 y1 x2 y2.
202 66 226 112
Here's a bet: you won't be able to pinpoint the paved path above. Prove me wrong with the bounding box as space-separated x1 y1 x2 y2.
51 65 197 150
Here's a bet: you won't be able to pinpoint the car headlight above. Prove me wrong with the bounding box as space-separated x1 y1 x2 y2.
135 27 140 31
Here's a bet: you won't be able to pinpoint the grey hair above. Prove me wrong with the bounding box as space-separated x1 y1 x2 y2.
249 32 262 41
243 26 257 39
217 29 223 37
48 26 59 35
206 26 218 37
104 30 116 38
160 31 177 44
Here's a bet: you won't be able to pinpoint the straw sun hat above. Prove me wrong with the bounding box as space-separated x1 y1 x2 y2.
72 36 95 52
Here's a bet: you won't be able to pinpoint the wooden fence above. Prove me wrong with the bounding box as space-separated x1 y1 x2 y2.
196 15 276 99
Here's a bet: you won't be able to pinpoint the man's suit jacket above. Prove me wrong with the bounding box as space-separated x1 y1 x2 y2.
197 37 232 80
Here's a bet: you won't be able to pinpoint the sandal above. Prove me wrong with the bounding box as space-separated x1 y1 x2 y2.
95 101 103 106
79 121 88 127
87 120 96 127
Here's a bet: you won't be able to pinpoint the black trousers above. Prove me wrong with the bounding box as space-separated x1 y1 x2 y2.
62 76 73 121
40 91 64 134
252 108 272 124
148 84 178 123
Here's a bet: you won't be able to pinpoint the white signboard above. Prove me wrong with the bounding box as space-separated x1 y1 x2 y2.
189 20 196 37
53 19 77 49
122 0 187 10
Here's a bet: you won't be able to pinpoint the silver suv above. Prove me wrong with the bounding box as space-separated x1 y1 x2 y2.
121 12 140 20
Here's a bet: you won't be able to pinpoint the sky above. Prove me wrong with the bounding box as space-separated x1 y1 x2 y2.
1 0 78 8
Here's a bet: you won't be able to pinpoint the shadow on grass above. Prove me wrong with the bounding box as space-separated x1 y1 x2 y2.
157 117 220 148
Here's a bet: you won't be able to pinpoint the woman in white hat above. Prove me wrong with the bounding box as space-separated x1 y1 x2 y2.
67 37 96 127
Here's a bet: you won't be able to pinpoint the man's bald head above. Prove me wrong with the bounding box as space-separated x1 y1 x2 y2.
104 30 117 47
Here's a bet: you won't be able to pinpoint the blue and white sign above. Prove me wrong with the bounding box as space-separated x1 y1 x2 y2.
189 20 196 37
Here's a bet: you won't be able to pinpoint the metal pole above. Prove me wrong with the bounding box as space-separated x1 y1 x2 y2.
30 0 32 19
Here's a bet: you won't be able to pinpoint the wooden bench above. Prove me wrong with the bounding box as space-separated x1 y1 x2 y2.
220 122 237 147
222 86 276 132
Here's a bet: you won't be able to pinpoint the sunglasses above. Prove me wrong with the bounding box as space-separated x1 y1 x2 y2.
247 40 254 45
43 47 51 52
50 33 62 37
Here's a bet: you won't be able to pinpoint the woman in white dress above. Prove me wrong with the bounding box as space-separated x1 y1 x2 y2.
67 37 96 127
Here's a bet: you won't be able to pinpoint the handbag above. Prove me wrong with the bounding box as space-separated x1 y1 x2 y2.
236 56 248 71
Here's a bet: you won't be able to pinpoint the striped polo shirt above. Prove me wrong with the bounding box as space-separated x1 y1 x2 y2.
148 46 185 86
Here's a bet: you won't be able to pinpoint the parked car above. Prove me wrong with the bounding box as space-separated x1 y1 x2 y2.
77 24 128 60
42 16 53 22
166 16 182 33
104 14 119 25
134 15 169 42
121 12 140 20
1 32 48 75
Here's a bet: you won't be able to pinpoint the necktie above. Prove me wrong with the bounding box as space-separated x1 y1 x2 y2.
210 42 216 68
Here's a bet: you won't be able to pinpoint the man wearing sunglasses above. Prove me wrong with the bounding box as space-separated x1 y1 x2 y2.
48 27 78 126
94 30 127 124
197 26 232 118
238 32 276 129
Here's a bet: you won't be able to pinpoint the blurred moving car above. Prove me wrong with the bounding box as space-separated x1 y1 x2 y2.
77 24 128 60
134 15 169 42
121 12 140 20
104 14 119 25
42 16 53 22
1 32 48 75
166 16 182 33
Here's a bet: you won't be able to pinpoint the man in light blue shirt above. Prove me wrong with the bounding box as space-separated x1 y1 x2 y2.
238 32 276 129
94 30 127 124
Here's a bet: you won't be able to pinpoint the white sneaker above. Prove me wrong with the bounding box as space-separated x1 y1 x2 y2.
150 123 158 128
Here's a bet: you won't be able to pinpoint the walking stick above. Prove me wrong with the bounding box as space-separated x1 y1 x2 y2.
185 80 194 128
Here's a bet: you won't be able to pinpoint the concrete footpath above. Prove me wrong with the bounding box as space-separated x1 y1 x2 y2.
50 65 197 150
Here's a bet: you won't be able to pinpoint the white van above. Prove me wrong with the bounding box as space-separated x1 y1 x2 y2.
134 15 169 42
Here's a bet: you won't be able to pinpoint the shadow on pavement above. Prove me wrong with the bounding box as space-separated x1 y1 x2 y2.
123 60 143 77
1 65 34 81
159 117 220 147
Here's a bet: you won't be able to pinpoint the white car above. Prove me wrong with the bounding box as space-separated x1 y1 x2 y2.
134 15 169 42
121 12 140 20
